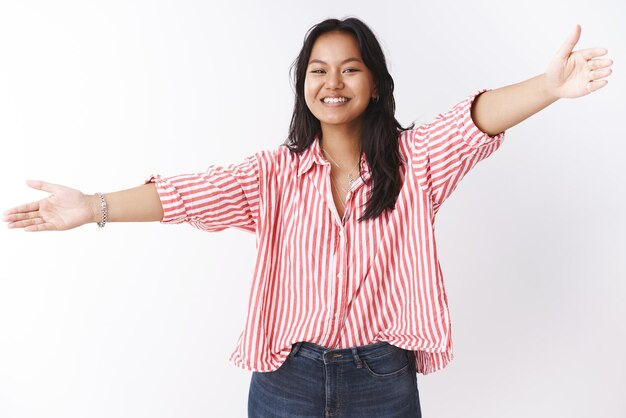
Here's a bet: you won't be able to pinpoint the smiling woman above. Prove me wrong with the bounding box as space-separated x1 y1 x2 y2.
304 31 385 218
288 19 414 224
2 14 614 418
304 33 377 130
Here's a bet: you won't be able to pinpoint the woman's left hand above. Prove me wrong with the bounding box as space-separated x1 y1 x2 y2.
546 24 613 99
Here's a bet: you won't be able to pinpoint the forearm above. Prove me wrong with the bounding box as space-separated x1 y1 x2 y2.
87 183 164 223
471 73 559 136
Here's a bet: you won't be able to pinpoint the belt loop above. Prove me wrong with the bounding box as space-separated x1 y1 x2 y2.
289 342 303 359
351 347 362 368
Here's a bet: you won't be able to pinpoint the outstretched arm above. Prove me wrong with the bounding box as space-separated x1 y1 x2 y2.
3 181 164 231
471 25 613 136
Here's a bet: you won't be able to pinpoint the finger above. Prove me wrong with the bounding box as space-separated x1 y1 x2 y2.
3 210 40 223
2 201 40 217
580 48 608 60
588 58 614 70
593 79 609 90
589 68 613 80
587 79 609 93
26 179 59 194
555 24 581 60
8 217 46 230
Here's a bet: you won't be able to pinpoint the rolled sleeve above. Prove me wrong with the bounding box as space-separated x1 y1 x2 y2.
145 153 261 233
144 174 189 224
411 89 505 211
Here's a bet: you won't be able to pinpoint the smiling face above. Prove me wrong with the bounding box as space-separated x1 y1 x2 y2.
304 31 377 133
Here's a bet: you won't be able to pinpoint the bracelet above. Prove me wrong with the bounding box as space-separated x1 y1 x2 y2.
95 192 107 228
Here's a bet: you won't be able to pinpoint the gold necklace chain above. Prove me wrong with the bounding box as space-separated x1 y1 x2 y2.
330 172 350 195
329 179 347 211
321 147 361 188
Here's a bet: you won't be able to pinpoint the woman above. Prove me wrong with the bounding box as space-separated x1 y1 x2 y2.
3 17 613 418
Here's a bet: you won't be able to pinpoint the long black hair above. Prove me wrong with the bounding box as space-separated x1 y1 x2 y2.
284 17 413 222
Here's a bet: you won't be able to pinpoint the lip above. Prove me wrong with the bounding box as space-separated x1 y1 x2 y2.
320 97 351 107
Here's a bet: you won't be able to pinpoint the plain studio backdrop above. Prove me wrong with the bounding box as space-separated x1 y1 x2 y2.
0 0 624 417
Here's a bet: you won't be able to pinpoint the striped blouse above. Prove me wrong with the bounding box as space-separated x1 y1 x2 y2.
146 89 505 374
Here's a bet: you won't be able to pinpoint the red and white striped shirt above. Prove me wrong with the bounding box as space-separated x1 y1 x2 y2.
146 89 505 374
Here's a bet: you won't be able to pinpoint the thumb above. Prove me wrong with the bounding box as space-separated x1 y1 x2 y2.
555 24 581 60
26 179 58 194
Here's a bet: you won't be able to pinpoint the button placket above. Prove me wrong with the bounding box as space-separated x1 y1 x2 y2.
328 224 348 346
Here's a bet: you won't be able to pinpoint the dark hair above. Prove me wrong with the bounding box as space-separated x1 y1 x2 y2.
284 17 413 221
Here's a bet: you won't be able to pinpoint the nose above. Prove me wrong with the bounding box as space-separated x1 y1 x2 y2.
325 70 344 89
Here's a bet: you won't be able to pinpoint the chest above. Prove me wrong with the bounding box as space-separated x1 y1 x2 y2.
328 167 360 220
275 162 414 256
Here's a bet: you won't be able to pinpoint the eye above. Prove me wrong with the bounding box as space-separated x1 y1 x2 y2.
343 68 360 73
309 69 325 74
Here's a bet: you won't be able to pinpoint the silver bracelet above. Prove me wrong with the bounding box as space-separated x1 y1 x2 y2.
95 192 107 228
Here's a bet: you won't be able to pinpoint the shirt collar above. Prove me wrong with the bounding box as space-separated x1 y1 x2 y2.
297 136 372 180
296 135 326 177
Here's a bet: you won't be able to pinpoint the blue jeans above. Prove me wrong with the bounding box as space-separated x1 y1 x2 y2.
248 341 421 417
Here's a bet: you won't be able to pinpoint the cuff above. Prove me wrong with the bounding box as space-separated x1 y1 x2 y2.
457 89 506 147
144 174 185 224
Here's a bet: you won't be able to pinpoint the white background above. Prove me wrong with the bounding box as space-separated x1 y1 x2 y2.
1 0 624 417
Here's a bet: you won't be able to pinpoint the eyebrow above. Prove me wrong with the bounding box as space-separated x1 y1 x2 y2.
308 57 363 66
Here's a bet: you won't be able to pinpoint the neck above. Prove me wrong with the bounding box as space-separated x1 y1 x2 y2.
319 122 362 169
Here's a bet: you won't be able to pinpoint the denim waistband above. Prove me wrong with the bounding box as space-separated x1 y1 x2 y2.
288 340 403 367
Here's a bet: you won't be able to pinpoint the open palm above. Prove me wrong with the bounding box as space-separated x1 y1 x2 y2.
3 180 94 231
546 24 613 98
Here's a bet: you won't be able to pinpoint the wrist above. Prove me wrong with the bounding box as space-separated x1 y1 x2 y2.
87 194 101 224
94 193 108 227
541 72 561 103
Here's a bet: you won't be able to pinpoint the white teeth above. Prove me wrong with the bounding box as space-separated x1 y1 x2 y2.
323 97 349 103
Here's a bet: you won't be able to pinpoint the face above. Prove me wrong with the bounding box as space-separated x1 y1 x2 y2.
304 31 377 132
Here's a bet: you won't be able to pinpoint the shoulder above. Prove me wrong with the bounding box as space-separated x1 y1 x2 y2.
248 144 300 175
252 144 296 164
397 129 415 160
407 89 493 141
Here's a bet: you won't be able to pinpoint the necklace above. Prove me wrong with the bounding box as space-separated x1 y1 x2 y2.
330 179 346 211
330 173 350 195
321 147 361 189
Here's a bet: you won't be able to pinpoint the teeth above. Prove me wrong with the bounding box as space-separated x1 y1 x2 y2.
323 97 349 103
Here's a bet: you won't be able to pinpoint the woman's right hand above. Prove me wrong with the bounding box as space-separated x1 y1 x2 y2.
2 180 98 232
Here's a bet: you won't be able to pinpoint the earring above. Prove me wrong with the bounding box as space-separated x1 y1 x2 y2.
371 96 379 103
